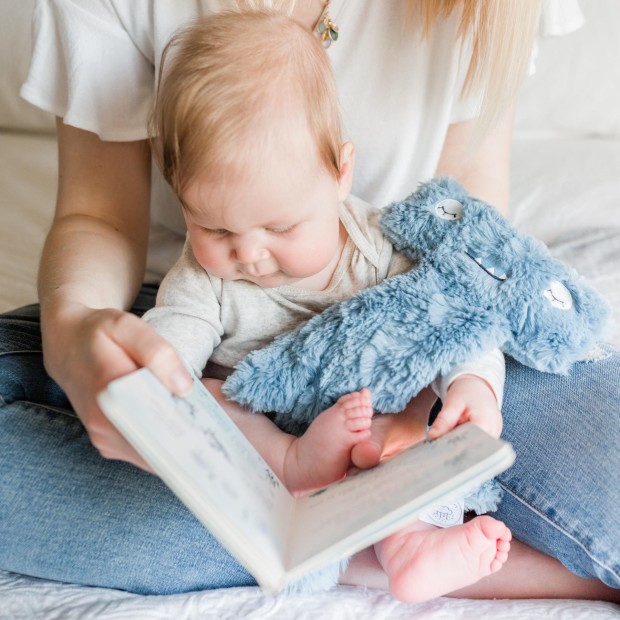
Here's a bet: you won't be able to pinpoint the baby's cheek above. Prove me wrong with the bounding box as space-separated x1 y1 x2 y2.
290 239 336 276
192 242 230 276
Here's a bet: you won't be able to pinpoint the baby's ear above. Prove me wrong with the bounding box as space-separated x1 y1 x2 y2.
337 141 355 201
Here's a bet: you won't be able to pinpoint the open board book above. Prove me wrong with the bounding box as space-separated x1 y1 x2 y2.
98 369 515 593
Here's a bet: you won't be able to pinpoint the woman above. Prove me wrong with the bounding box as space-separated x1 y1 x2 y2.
1 0 618 600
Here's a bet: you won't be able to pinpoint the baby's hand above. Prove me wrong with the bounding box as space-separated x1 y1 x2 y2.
427 375 502 440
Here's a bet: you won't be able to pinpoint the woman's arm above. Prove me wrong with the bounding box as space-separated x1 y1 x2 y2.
41 121 151 312
39 121 191 468
434 106 516 215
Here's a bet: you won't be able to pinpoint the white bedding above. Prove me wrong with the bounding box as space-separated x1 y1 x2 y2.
2 571 620 620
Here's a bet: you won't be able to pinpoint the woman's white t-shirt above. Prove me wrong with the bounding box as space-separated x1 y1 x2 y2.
21 0 582 279
20 0 486 279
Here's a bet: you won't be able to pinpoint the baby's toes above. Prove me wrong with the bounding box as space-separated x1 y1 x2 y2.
344 411 373 432
497 539 511 554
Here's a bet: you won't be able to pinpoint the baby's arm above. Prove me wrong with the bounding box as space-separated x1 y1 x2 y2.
142 240 224 376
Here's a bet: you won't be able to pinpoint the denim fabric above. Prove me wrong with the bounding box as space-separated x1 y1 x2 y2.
0 287 618 593
0 288 255 594
494 352 620 588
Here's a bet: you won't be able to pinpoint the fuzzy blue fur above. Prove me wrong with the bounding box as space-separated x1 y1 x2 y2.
223 177 610 436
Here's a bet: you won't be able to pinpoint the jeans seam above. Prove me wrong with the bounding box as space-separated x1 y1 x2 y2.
497 480 620 582
0 349 43 357
6 399 77 418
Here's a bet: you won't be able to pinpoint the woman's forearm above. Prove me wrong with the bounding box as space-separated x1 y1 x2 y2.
40 121 152 319
38 212 146 317
435 106 516 216
39 122 152 375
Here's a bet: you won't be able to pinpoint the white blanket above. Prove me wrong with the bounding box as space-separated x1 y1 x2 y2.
2 571 620 620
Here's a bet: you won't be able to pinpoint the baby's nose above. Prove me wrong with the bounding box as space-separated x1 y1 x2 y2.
235 242 269 265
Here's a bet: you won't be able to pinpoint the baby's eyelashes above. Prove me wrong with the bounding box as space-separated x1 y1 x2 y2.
269 224 297 235
200 226 229 236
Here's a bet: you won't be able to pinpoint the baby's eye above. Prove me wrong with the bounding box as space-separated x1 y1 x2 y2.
269 224 296 235
202 227 229 236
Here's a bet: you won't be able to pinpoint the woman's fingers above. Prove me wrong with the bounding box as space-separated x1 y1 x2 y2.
48 307 190 469
104 311 192 394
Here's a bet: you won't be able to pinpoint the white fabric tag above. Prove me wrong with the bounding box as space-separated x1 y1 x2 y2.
419 498 465 528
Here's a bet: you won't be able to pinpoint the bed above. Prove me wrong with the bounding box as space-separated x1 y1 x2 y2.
1 0 619 617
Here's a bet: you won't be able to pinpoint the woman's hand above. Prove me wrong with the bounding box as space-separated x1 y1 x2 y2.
43 302 192 470
37 122 191 469
427 375 503 440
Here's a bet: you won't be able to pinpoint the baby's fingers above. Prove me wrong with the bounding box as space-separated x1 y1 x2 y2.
427 402 463 439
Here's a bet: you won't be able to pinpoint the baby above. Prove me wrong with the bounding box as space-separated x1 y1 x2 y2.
144 9 510 602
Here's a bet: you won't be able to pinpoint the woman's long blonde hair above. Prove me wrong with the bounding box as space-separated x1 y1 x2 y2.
240 0 542 135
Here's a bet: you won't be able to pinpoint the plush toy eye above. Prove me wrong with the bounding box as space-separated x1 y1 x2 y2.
434 199 464 221
543 280 573 310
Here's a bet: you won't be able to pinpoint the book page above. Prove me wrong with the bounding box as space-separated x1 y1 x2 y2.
286 424 515 573
98 369 294 581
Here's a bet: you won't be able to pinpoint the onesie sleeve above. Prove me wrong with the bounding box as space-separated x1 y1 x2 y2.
432 348 506 409
142 240 225 377
20 0 155 140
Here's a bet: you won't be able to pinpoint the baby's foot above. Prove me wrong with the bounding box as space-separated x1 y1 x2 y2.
376 516 511 602
351 387 435 469
283 389 373 494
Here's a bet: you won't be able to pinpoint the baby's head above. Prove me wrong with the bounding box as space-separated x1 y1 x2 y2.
151 10 354 289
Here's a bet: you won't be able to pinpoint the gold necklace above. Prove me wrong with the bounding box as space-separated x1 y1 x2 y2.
314 1 339 48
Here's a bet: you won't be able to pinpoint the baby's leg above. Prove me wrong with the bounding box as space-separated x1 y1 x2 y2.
374 516 511 602
204 379 373 494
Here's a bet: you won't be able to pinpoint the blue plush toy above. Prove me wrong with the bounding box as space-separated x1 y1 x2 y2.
223 177 610 436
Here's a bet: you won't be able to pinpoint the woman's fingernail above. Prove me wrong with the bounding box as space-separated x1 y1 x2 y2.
171 370 192 393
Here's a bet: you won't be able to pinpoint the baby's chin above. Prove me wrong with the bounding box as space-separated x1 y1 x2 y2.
234 271 292 288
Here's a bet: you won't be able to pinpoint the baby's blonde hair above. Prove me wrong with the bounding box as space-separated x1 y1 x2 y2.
151 10 342 197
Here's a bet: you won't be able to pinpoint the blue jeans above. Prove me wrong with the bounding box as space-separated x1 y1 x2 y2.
0 286 619 593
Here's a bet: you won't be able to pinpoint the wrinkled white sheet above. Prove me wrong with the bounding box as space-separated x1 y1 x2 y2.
1 571 619 620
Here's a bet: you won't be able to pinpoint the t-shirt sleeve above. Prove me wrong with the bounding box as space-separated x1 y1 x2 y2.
20 0 154 140
450 0 584 121
142 241 225 377
529 0 584 74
